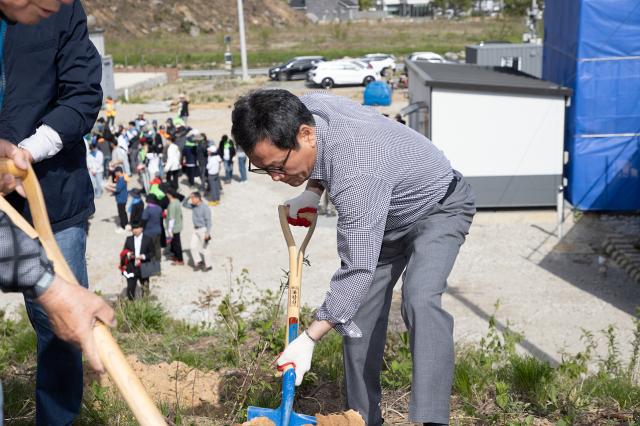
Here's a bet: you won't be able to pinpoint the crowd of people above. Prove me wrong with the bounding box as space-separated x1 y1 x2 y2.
84 103 246 300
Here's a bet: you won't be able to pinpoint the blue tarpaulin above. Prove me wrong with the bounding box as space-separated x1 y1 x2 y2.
543 0 640 210
363 81 392 106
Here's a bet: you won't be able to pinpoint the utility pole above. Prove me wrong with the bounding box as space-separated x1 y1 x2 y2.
237 0 249 81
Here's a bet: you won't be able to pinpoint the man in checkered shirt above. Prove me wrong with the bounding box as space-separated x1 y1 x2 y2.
232 90 475 425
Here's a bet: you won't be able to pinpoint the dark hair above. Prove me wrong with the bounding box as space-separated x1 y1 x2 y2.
131 221 143 229
191 191 202 200
97 117 105 123
231 89 315 155
128 121 135 126
114 166 123 173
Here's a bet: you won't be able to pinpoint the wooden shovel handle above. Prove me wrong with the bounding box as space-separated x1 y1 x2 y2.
278 205 317 346
0 159 167 426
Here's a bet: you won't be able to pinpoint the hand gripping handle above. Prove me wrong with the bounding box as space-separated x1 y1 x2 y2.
0 159 167 426
278 205 317 350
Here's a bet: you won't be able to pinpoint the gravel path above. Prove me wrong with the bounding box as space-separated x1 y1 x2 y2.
1 94 639 365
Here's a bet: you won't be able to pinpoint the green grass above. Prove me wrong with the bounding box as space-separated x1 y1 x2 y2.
106 17 529 68
2 287 640 424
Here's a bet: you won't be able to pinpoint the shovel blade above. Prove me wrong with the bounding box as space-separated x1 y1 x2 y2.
247 369 316 426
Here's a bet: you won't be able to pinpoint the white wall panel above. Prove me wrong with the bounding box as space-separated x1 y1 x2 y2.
431 88 565 177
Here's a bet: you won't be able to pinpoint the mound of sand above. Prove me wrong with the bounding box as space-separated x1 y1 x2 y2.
92 355 221 409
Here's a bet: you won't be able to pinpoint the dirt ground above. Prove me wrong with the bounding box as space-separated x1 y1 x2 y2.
1 78 639 373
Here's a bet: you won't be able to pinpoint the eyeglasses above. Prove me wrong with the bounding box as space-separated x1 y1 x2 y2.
248 147 293 175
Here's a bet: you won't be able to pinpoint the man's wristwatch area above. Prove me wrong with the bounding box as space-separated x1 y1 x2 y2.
304 329 319 343
0 211 55 298
30 267 55 299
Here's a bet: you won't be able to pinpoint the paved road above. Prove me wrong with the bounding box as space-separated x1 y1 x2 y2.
178 63 405 80
178 68 269 79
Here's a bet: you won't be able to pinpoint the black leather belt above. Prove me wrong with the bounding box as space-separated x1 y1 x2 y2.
437 176 458 205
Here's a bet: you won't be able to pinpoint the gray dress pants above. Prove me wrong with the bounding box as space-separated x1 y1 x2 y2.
342 175 475 425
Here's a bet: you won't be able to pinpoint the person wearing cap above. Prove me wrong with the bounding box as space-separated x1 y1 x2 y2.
128 188 145 225
206 145 222 205
121 221 154 300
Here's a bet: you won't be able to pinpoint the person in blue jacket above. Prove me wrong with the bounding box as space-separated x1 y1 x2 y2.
113 167 129 231
0 0 103 423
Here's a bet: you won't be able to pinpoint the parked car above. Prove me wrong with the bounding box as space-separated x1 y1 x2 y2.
406 51 447 63
359 53 397 76
307 60 379 89
268 56 326 81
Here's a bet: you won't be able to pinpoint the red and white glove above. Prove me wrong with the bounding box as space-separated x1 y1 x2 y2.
277 331 316 386
285 190 320 227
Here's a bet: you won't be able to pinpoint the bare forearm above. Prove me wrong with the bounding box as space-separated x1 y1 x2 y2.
306 319 334 341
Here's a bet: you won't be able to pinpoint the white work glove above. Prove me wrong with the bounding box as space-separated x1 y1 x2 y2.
285 190 320 227
277 331 316 386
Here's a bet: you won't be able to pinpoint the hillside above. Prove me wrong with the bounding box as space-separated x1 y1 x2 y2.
83 0 302 39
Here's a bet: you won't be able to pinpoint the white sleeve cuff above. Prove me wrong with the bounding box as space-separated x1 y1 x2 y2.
18 124 63 163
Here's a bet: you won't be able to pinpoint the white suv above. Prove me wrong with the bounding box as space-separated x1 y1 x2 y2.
406 52 447 63
307 60 379 89
359 53 397 76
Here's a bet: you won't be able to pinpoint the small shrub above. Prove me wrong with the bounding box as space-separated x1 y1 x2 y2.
0 309 37 368
582 372 640 410
116 299 167 333
381 331 412 389
502 355 555 411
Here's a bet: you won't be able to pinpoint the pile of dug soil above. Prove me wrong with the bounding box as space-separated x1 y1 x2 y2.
242 409 364 426
90 355 221 410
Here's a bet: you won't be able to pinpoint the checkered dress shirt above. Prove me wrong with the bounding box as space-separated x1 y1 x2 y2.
301 93 454 337
0 211 51 296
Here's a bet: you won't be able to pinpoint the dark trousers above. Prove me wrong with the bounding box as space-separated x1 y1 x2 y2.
126 272 149 300
207 174 220 201
166 170 180 190
103 157 111 179
170 232 183 261
152 234 161 262
24 225 88 425
185 166 196 186
199 168 207 191
117 203 128 229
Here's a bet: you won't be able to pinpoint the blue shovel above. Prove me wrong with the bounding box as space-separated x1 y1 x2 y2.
247 205 318 426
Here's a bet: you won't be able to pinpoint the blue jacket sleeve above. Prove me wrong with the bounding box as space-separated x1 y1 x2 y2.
41 0 103 148
114 178 125 195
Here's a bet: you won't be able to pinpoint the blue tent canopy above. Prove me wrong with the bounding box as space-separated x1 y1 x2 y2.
543 0 640 210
